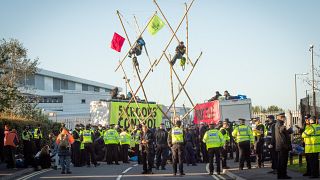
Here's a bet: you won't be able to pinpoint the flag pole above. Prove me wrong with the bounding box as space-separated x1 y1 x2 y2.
115 11 156 72
185 3 190 65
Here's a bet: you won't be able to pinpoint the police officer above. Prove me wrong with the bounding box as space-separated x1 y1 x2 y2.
22 125 34 168
155 123 168 170
232 118 254 170
199 122 208 163
168 120 185 176
275 113 292 179
104 124 120 165
80 124 98 167
141 124 154 174
302 117 320 178
266 115 277 174
220 120 230 169
185 126 197 166
34 124 43 152
119 128 131 163
203 122 225 175
131 125 141 164
72 124 81 167
252 117 267 168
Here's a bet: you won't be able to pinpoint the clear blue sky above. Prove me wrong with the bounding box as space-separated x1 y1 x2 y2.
1 0 320 110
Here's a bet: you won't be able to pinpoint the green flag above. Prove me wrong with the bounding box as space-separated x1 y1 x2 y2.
148 15 165 35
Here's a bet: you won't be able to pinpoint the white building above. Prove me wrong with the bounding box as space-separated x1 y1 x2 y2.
19 68 121 127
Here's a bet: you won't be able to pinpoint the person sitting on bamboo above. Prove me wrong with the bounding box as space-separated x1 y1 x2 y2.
128 37 145 58
170 41 186 69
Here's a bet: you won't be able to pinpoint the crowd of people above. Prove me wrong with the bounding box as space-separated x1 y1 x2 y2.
1 113 319 179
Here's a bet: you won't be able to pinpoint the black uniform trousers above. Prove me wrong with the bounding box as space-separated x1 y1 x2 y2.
185 142 196 165
72 141 81 167
238 141 251 169
270 146 278 170
208 147 221 173
277 150 289 178
23 140 34 167
141 145 153 172
156 144 168 168
134 144 141 164
255 139 264 167
107 144 118 164
200 142 208 163
84 143 97 166
308 153 319 177
34 138 41 152
171 143 184 174
4 146 16 168
221 145 228 168
305 153 311 175
121 144 129 163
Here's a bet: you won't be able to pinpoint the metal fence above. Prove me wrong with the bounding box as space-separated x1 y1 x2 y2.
252 110 302 127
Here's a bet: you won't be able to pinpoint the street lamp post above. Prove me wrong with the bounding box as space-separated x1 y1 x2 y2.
295 73 308 111
309 45 317 117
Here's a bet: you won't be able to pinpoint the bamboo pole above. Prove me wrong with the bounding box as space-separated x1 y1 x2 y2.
118 60 157 119
119 61 145 123
153 0 194 67
164 52 195 107
185 3 189 65
115 11 156 72
156 104 174 126
170 63 176 117
116 10 151 110
133 15 153 71
154 0 195 66
180 104 197 121
165 52 202 115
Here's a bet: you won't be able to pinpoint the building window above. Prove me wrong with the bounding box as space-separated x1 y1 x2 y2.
94 87 99 92
67 81 75 90
82 84 88 91
88 86 94 92
81 99 86 104
53 78 60 91
60 80 68 90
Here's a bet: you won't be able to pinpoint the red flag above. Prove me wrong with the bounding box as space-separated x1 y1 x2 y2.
110 32 125 52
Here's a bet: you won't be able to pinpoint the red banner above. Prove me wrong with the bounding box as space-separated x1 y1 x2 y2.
193 101 220 125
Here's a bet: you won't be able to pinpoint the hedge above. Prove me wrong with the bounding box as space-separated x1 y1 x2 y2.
1 116 61 154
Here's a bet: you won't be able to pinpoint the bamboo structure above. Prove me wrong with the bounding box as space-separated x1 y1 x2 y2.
113 1 201 127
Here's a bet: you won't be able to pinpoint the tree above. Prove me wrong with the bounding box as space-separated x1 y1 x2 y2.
252 105 283 113
266 105 283 112
0 38 38 116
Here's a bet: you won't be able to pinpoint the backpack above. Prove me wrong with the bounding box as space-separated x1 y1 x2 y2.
59 134 70 150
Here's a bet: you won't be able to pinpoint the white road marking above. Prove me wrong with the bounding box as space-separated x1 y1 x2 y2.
16 169 52 180
212 175 220 180
133 164 138 167
116 175 123 180
122 167 133 174
217 174 226 180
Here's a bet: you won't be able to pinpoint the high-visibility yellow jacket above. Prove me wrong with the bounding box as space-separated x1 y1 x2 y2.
81 130 93 144
104 129 119 145
171 127 184 144
119 131 131 145
22 130 33 141
203 129 225 149
253 123 267 138
302 124 320 153
132 130 141 145
220 127 230 142
33 128 43 139
232 125 254 143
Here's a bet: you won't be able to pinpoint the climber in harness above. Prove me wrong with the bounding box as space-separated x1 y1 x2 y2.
170 41 186 70
128 37 146 73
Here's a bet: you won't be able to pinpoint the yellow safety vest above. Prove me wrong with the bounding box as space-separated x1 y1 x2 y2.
232 125 254 143
104 129 119 145
203 129 225 149
22 130 33 141
133 130 141 145
33 128 43 139
119 131 131 145
82 130 93 144
253 123 267 137
220 127 230 141
302 124 320 153
172 127 184 144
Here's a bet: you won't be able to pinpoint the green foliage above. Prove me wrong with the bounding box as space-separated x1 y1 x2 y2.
252 105 284 113
0 117 60 153
0 38 40 119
